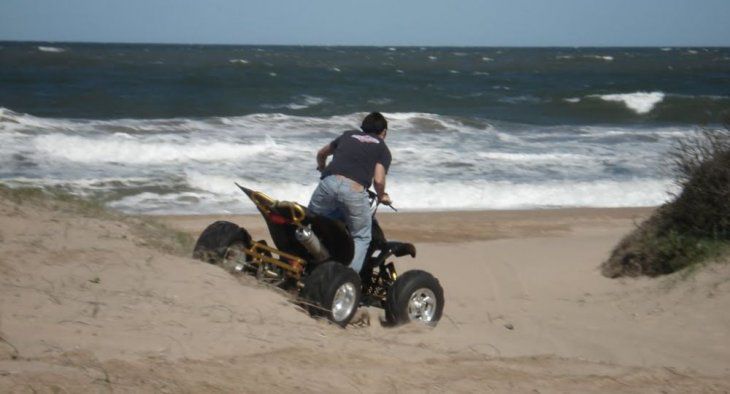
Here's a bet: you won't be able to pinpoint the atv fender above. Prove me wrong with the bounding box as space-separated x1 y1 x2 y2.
387 241 416 258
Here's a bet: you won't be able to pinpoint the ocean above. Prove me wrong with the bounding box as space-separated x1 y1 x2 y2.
1 42 729 214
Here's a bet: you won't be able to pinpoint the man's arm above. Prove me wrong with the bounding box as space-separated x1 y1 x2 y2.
373 163 391 205
316 143 334 172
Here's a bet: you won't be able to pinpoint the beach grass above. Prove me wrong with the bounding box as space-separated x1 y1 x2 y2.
602 126 730 277
0 183 194 257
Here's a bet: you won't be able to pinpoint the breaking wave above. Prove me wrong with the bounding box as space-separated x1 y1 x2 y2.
37 46 66 53
263 95 325 111
104 178 675 214
32 133 281 164
594 92 665 115
0 107 689 213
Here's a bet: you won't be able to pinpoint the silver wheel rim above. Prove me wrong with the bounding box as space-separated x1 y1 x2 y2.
407 288 437 323
332 282 357 322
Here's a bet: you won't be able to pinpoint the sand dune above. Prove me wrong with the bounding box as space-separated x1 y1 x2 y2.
1 194 729 393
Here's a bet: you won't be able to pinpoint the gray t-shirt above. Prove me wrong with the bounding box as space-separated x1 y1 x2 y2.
321 130 391 188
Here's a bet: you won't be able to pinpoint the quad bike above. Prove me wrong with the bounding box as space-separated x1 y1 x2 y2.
192 184 444 327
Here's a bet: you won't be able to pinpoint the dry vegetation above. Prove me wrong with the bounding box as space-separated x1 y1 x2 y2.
602 124 730 277
0 184 193 256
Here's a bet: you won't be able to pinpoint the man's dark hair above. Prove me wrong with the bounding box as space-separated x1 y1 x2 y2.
361 112 388 134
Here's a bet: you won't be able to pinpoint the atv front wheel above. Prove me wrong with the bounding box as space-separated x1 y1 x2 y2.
385 270 444 327
301 261 361 327
192 221 252 264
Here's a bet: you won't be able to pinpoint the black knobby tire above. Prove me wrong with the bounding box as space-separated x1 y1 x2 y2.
301 261 362 327
385 270 444 327
192 221 252 264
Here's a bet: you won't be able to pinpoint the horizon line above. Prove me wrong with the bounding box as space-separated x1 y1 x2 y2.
1 39 728 49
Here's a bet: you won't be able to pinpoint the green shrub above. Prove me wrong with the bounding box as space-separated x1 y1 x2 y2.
601 125 730 278
668 128 730 238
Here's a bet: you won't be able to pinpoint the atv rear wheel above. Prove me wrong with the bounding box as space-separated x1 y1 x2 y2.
193 221 252 264
385 270 444 327
301 261 361 327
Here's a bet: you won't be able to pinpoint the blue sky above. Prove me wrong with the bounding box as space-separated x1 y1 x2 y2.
1 0 729 46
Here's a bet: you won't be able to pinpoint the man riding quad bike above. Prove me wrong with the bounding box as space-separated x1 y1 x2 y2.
192 185 445 327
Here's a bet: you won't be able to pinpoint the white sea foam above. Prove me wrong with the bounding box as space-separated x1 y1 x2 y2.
0 107 72 131
186 172 245 196
564 97 581 103
586 55 613 61
286 95 324 110
107 192 217 214
387 179 674 210
0 105 682 145
477 152 590 163
557 54 613 61
32 133 282 164
187 172 315 202
229 59 249 64
383 112 482 133
106 178 675 214
0 107 686 214
0 107 224 134
37 46 65 53
2 176 154 191
263 95 324 111
595 92 665 114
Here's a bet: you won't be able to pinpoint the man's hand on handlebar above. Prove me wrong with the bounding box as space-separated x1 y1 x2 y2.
367 190 397 211
378 193 392 206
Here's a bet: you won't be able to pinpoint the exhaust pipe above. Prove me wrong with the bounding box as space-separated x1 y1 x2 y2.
295 226 330 262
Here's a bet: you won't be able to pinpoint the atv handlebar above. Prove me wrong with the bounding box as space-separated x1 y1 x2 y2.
367 190 397 213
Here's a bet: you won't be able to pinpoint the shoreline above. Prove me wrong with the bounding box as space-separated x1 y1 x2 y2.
153 206 655 243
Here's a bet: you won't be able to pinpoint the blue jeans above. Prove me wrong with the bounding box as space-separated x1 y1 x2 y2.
308 175 372 273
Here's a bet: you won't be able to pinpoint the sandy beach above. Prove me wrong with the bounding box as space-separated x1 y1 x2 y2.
1 194 729 393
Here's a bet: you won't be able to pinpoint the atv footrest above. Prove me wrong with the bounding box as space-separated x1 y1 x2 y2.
243 241 306 279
